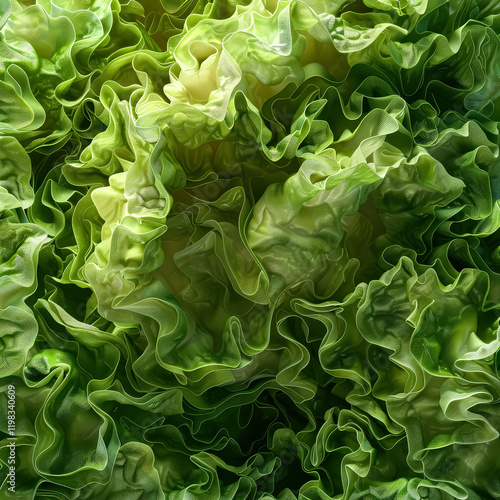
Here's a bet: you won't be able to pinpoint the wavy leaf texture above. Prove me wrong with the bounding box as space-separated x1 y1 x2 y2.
1 0 500 499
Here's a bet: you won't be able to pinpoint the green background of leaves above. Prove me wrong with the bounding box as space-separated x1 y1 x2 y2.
1 0 500 498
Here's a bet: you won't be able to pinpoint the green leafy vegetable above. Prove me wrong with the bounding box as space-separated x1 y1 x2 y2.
1 0 500 498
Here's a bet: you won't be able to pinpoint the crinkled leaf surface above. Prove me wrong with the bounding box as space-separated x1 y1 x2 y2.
1 0 500 499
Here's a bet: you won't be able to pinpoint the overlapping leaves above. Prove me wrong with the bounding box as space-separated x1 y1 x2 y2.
1 0 500 499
